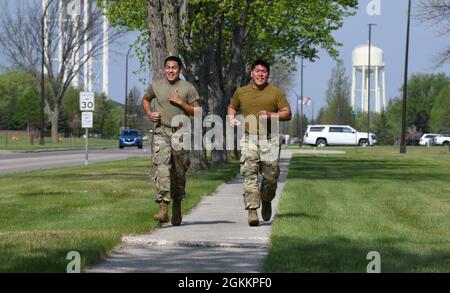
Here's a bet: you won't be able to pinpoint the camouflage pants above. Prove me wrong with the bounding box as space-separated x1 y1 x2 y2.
150 126 190 203
240 134 281 210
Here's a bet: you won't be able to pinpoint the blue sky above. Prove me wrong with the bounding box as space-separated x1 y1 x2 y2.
293 0 450 119
1 0 449 119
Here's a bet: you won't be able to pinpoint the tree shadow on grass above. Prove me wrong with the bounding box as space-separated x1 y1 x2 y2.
288 156 449 182
262 235 450 272
0 236 114 272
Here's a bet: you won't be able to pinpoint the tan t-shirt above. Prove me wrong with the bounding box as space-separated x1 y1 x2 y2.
230 83 290 134
145 78 200 127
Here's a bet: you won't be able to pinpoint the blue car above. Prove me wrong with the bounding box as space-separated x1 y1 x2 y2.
119 129 143 149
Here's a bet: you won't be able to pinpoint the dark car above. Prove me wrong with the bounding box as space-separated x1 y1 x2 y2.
119 129 143 149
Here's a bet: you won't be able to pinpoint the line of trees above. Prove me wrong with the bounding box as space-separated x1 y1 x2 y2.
315 61 450 145
99 0 359 167
0 0 359 168
0 69 143 139
0 0 124 143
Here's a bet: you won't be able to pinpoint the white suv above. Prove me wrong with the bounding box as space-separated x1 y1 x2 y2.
303 125 377 147
434 134 450 146
418 133 439 146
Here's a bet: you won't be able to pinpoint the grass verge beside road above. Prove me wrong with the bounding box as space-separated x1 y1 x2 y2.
0 157 239 272
0 135 119 151
263 146 450 272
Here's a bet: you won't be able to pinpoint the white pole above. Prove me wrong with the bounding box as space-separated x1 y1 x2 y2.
67 0 81 87
375 66 380 113
58 0 63 74
83 0 89 91
72 20 80 87
102 14 109 97
351 66 356 109
361 67 366 112
42 0 49 75
85 127 88 165
88 40 93 92
382 68 386 111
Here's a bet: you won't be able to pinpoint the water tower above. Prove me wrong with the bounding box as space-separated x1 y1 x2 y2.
351 44 386 113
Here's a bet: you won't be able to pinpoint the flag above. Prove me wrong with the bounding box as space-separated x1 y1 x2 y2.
301 96 311 106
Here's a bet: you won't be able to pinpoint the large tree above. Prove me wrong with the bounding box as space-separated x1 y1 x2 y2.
125 86 141 130
0 0 123 143
402 73 449 133
429 87 450 132
317 60 352 125
100 0 358 165
374 110 394 145
0 70 41 131
385 73 449 141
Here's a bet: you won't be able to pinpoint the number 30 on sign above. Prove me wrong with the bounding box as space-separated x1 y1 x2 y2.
80 92 95 111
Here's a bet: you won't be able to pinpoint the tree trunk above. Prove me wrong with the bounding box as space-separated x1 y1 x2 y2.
147 0 209 170
148 0 168 80
50 107 59 143
161 0 178 55
190 150 209 170
182 7 250 165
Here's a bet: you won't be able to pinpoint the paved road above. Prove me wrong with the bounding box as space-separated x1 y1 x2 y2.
86 149 345 273
0 147 150 174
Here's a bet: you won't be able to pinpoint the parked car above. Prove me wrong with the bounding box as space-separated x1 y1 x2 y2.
119 129 143 149
418 133 439 146
434 134 450 146
303 125 376 147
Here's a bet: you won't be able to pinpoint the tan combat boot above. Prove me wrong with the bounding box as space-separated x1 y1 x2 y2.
171 199 182 226
248 210 259 226
261 200 272 221
153 201 169 223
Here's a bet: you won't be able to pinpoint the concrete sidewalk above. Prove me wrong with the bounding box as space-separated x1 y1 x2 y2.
86 149 344 273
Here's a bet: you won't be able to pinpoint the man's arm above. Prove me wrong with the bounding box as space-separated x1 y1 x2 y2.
141 93 161 123
168 90 200 116
227 105 240 127
257 106 292 121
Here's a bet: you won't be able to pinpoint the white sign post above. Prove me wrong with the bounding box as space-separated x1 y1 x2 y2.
80 92 94 166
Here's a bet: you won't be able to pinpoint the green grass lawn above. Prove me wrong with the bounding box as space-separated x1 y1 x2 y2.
0 158 239 272
0 135 119 151
262 146 450 272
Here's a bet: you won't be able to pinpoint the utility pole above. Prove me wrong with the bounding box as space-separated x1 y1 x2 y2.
299 57 304 146
400 0 412 154
367 23 376 146
40 0 48 145
124 46 132 129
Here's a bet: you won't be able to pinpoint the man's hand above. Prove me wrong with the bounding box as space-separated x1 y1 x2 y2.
168 90 183 106
257 110 272 119
229 118 241 127
147 111 161 123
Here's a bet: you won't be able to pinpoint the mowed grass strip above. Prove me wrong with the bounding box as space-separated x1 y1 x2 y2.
0 136 119 151
0 157 239 272
263 146 450 272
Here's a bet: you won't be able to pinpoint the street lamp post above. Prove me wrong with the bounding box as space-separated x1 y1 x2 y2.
299 57 304 146
124 46 132 129
40 2 47 145
400 0 412 154
367 24 376 145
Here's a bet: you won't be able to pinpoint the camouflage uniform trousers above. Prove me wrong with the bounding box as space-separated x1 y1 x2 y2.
150 126 190 203
239 134 281 210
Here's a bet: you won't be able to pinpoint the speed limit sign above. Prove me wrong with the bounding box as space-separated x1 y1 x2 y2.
80 92 95 111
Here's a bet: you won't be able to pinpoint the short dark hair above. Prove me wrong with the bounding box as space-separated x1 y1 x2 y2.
251 59 270 73
164 56 183 68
